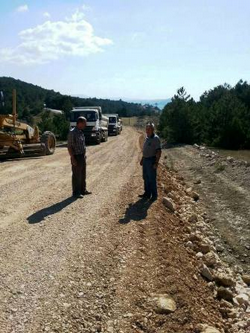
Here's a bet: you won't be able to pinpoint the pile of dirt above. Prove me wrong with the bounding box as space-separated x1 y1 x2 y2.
107 165 229 333
163 145 250 274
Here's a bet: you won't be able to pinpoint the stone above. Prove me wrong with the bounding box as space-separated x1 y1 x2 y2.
227 308 238 319
197 324 221 333
168 192 178 201
215 273 236 287
242 274 250 285
216 244 224 252
188 214 198 223
123 313 133 318
63 303 71 308
217 287 234 301
164 186 172 194
200 265 214 281
186 241 194 248
162 197 176 212
220 299 233 308
194 179 202 184
227 156 234 163
203 252 218 267
234 265 243 274
235 293 249 306
189 233 202 242
96 324 102 332
197 242 211 254
150 294 177 314
106 321 114 333
202 326 221 333
192 191 200 201
196 252 204 259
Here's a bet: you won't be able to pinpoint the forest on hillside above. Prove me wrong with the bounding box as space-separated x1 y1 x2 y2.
159 80 250 149
0 77 158 139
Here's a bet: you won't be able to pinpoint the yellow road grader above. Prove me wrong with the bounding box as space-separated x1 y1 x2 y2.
0 90 56 158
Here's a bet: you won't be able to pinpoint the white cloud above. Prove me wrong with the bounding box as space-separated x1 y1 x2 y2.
82 4 91 12
0 9 113 65
43 12 51 19
16 4 29 13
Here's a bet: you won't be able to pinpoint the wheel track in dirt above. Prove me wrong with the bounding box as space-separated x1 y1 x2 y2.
0 128 141 332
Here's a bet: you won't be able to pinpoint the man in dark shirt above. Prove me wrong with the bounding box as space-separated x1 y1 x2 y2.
139 122 162 201
68 117 91 198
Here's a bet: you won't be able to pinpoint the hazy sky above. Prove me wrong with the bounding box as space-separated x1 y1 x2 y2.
0 0 249 100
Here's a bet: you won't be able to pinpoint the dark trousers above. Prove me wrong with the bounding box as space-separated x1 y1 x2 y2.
72 154 86 195
143 157 157 199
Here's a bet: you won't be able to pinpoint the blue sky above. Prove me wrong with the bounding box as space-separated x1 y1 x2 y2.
0 0 249 100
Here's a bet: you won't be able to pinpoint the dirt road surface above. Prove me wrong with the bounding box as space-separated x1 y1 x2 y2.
0 128 226 333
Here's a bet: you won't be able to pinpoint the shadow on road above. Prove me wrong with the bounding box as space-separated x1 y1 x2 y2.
0 156 43 163
27 196 77 224
119 198 153 224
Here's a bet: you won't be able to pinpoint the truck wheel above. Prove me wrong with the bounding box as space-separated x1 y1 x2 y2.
41 131 56 155
96 135 101 145
101 131 106 142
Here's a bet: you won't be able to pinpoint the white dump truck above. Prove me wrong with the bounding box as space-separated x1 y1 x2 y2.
70 106 108 144
118 118 123 132
105 113 121 136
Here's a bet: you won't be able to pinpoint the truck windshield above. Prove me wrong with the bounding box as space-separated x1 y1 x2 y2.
70 111 97 122
109 117 117 123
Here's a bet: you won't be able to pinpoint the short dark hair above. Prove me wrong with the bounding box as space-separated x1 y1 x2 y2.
77 116 86 124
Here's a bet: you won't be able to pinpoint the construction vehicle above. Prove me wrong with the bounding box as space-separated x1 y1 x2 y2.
70 106 108 144
0 90 56 158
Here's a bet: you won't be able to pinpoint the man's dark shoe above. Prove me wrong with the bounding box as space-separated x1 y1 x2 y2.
138 193 150 199
82 190 92 195
73 193 84 199
150 196 158 202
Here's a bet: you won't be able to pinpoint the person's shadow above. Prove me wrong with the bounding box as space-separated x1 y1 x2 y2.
27 196 77 224
119 198 153 224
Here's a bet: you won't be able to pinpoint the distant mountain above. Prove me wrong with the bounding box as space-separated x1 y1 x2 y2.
74 96 171 110
71 94 90 98
124 99 171 110
0 77 157 119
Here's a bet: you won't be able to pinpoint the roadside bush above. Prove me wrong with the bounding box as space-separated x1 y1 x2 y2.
38 112 69 140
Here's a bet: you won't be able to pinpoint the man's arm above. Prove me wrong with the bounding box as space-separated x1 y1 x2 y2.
154 149 162 168
68 132 77 166
154 136 162 168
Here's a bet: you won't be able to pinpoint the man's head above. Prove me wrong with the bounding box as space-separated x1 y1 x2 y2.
76 116 87 130
146 122 155 137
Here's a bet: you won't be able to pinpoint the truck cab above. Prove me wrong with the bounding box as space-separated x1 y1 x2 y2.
106 114 121 136
70 107 108 144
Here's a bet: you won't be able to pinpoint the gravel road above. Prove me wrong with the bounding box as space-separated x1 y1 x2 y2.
0 129 226 333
